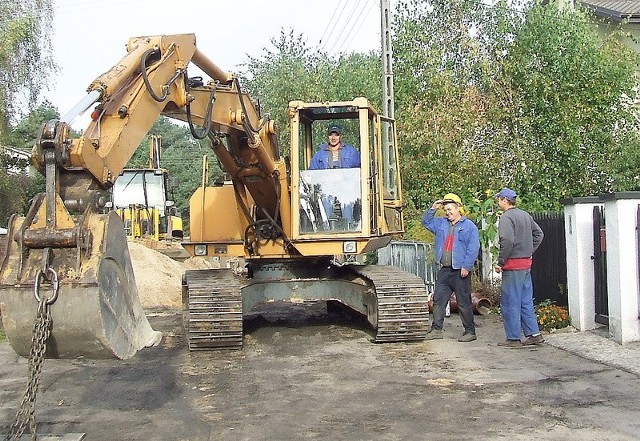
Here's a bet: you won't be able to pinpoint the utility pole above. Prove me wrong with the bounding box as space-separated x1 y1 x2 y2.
381 0 395 119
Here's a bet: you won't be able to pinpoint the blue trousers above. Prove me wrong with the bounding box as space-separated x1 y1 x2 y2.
500 269 540 340
432 267 475 333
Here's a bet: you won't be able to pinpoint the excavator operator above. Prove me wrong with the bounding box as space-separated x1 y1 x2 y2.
309 124 361 169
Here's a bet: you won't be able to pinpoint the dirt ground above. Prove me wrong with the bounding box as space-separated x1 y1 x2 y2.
2 244 640 440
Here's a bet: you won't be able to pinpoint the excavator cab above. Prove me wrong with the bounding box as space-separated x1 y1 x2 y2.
110 168 183 240
287 97 404 254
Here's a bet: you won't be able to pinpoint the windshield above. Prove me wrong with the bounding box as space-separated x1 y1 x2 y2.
299 168 362 234
112 171 166 209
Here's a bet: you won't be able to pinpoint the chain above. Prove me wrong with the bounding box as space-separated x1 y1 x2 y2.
5 257 57 441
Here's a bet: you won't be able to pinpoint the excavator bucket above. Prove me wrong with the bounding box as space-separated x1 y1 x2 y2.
0 211 162 359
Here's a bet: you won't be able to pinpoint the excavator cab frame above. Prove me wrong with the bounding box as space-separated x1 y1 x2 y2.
289 98 404 250
111 168 183 240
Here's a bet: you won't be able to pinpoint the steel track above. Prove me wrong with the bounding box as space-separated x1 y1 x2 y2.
352 265 430 342
183 269 243 350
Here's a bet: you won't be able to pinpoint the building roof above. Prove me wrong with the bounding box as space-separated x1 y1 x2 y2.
581 1 640 22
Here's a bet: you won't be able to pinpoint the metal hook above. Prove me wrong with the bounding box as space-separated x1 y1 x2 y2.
33 267 59 305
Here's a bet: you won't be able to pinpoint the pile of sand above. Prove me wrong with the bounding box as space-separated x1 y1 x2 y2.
128 241 218 309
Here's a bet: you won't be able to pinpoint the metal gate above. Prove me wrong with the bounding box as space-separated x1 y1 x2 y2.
592 206 608 325
377 240 437 294
531 212 567 306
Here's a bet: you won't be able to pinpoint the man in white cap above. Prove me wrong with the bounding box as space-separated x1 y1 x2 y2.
495 188 545 347
422 193 480 342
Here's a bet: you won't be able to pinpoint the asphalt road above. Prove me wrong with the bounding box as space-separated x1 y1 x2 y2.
1 303 640 441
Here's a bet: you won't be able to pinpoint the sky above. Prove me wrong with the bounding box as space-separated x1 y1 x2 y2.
45 0 383 128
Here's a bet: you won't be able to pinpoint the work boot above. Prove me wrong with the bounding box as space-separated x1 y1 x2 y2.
497 339 523 348
424 328 444 340
458 332 477 342
522 334 545 346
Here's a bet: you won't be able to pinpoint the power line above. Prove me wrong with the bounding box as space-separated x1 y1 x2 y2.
318 1 343 47
319 1 351 53
325 0 368 54
335 0 377 54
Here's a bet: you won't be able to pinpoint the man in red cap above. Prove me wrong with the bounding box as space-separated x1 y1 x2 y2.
495 188 545 347
422 193 480 342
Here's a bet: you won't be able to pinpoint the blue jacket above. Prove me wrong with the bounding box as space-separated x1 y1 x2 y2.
421 208 480 271
309 144 361 169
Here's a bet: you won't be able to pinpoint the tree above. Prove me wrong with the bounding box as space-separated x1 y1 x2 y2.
0 102 58 226
392 0 639 218
240 29 382 152
0 0 56 136
393 0 517 212
502 4 640 206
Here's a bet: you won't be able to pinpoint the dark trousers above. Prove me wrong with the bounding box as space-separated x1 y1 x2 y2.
432 266 475 333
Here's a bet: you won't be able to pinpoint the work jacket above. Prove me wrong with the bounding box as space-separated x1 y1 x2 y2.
309 144 361 169
421 208 480 271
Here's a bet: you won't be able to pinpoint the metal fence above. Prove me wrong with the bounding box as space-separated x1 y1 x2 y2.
377 240 438 294
531 212 568 306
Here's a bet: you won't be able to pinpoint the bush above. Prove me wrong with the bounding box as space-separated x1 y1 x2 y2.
535 300 570 332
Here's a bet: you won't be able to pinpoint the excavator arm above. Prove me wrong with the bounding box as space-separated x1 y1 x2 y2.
0 34 285 360
33 34 280 217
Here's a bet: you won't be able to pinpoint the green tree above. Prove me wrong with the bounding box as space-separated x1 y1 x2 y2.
392 0 639 220
240 29 382 152
502 5 640 206
0 0 56 135
0 102 58 226
0 152 31 226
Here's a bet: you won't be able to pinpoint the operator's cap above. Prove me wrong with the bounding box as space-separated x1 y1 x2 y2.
496 188 517 202
327 124 343 135
442 193 462 205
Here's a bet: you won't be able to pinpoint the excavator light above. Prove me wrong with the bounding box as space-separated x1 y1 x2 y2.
343 241 357 254
194 244 207 256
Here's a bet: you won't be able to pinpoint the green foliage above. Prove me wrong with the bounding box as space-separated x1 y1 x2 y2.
393 0 640 216
465 189 500 261
240 29 382 153
0 151 31 225
0 102 58 225
0 0 56 133
504 5 640 205
2 101 58 149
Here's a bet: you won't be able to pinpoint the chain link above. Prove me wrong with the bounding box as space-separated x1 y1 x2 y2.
5 264 56 441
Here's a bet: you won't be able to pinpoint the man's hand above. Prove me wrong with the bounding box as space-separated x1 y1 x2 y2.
460 268 470 278
431 199 443 210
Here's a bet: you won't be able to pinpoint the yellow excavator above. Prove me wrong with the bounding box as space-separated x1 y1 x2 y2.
0 34 428 359
110 135 183 241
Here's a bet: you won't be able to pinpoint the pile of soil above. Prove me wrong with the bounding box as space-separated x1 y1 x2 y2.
128 241 218 309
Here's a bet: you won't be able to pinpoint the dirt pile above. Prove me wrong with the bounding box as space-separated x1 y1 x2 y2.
128 241 218 309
